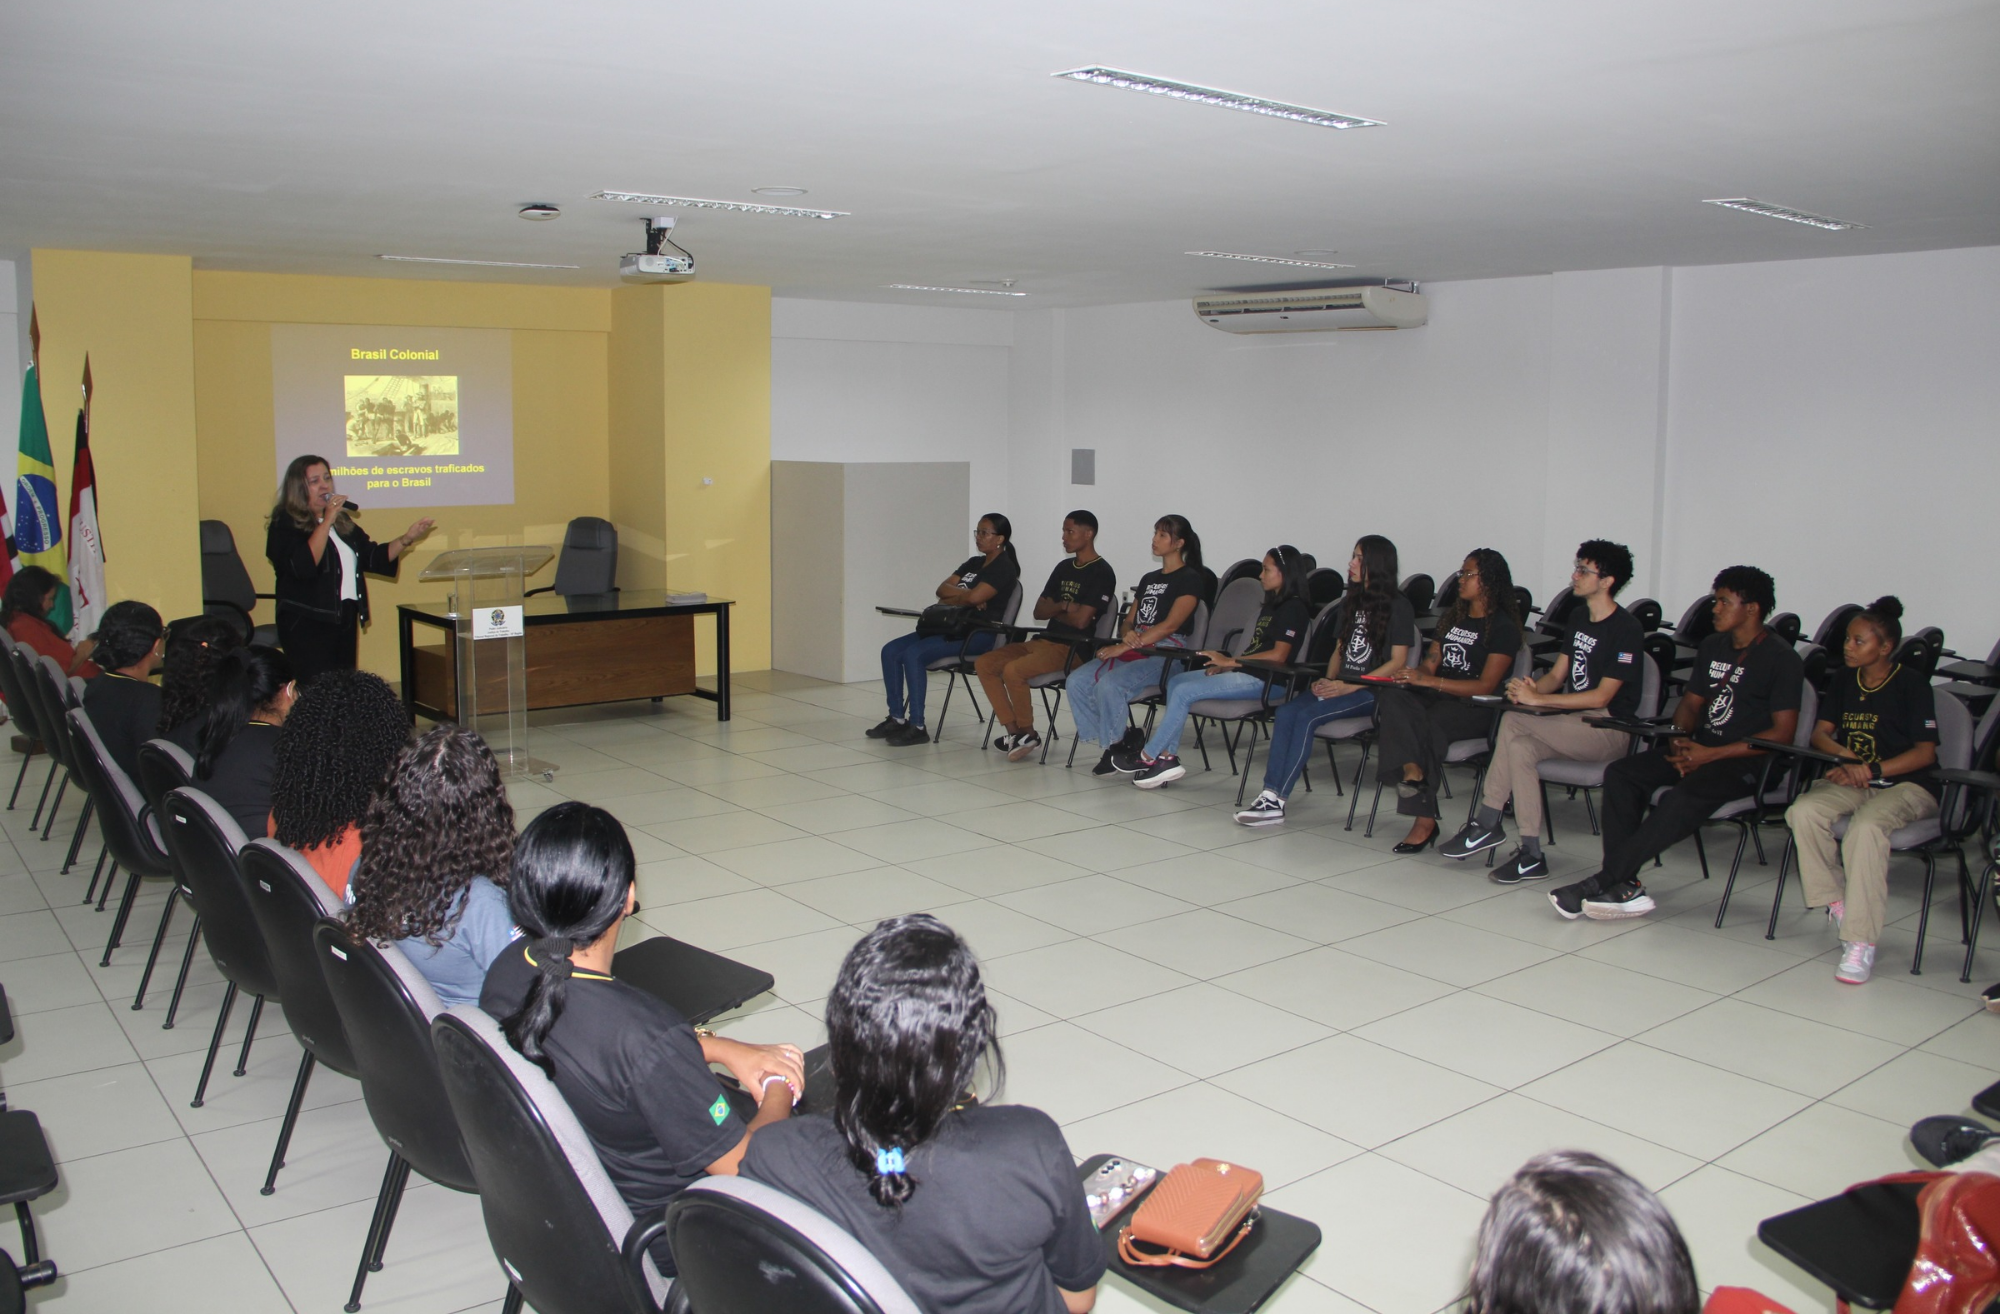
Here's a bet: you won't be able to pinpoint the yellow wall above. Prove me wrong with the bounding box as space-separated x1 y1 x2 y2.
609 283 772 673
191 272 613 677
29 251 204 621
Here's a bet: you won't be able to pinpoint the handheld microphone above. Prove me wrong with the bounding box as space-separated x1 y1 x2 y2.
323 495 361 513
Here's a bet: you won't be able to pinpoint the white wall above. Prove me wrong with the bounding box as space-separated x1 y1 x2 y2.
1004 246 2000 658
0 259 18 421
771 297 1014 565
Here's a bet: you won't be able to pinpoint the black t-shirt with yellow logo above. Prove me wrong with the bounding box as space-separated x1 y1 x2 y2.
1038 557 1117 641
1821 663 1941 796
1245 596 1311 658
1131 566 1205 637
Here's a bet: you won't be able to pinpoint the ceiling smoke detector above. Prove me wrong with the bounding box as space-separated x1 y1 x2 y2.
518 203 561 220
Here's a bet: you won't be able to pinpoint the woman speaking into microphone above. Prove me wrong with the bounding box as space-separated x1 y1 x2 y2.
266 454 434 684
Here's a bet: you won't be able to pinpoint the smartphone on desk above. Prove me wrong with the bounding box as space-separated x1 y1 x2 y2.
1085 1158 1158 1229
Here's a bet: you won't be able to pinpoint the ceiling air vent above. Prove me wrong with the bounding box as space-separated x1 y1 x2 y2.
1193 284 1427 334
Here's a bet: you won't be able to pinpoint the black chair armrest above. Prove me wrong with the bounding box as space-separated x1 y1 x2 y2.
1934 768 2000 793
1582 717 1689 739
523 585 553 597
622 1205 672 1312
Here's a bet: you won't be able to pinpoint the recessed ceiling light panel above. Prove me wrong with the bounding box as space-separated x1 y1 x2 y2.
593 190 846 219
886 284 1029 297
1701 198 1866 231
1054 67 1383 130
379 255 580 269
751 186 808 197
1187 251 1356 270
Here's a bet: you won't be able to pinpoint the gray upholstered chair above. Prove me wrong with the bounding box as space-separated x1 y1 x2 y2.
527 516 619 597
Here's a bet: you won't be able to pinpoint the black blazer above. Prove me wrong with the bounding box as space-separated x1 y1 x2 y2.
265 517 399 626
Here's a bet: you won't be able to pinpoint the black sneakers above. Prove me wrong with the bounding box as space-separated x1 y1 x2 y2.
1440 821 1506 860
1910 1116 2000 1168
1133 754 1186 789
886 722 931 747
1488 849 1550 885
1582 880 1655 920
1005 729 1043 762
866 716 904 739
1549 874 1604 920
1091 751 1120 777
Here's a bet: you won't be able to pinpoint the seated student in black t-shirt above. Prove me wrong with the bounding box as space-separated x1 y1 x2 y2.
1551 566 1803 921
80 601 166 782
175 645 296 839
1123 545 1311 788
1784 597 1940 986
976 511 1117 763
744 914 1105 1314
481 802 807 1276
870 514 1023 748
1373 549 1524 852
1441 540 1646 883
155 614 241 742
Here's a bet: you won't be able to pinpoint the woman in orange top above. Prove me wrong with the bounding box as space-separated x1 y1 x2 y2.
2 565 101 679
269 669 409 898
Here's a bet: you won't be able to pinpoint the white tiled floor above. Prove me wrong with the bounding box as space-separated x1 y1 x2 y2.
3 668 1994 1312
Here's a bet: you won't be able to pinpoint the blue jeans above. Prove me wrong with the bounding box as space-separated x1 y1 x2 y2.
881 631 996 725
1260 688 1377 797
1144 668 1271 760
1064 638 1188 748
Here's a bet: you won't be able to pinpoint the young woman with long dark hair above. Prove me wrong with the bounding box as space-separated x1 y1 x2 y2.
269 669 410 897
80 601 166 780
1784 596 1940 985
1 565 100 678
1066 513 1209 776
1234 535 1413 826
346 726 519 1007
870 513 1021 747
1371 549 1522 851
155 614 242 738
265 454 434 684
744 914 1105 1314
481 802 805 1275
177 645 296 838
1123 545 1310 788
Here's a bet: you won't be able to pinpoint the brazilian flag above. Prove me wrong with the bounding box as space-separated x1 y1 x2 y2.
15 361 71 635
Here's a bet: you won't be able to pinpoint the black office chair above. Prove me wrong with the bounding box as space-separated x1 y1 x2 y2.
1214 558 1262 593
525 516 619 598
431 1005 670 1314
313 920 479 1312
199 520 280 647
239 839 359 1196
1622 597 1665 633
1670 594 1716 649
27 657 86 853
1811 602 1864 650
1896 627 1944 680
6 648 59 831
131 740 199 1016
1768 611 1802 644
0 633 45 813
665 1176 923 1314
1304 568 1344 609
158 789 276 1107
65 709 176 969
1399 573 1436 616
928 580 1022 743
1939 635 2000 688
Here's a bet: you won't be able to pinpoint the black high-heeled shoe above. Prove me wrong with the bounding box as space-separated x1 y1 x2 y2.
1393 827 1438 854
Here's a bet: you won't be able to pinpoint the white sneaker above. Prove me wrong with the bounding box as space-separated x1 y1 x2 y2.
1234 792 1286 827
1836 941 1876 985
1827 900 1845 931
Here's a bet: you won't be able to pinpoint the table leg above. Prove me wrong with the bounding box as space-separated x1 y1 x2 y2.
714 605 731 722
398 612 415 721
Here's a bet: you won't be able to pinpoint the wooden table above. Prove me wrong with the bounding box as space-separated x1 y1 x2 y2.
397 590 734 723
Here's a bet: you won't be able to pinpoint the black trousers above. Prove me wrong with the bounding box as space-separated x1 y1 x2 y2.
277 603 359 686
1373 686 1498 819
1599 748 1762 886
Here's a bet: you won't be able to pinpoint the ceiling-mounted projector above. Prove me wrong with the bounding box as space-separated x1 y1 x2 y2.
620 216 694 282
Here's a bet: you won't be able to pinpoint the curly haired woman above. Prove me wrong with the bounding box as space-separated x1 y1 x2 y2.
270 668 410 898
156 614 242 738
347 726 519 1006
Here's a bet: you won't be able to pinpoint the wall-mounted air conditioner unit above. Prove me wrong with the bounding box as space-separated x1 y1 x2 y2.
1193 285 1427 334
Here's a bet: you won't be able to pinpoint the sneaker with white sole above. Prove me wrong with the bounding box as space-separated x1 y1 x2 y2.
1234 792 1286 827
1582 880 1656 920
1440 821 1506 860
1548 874 1603 920
1006 729 1043 762
1133 754 1186 790
1836 941 1876 985
991 732 1018 754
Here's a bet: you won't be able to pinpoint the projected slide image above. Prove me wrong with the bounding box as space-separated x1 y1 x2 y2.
345 375 460 457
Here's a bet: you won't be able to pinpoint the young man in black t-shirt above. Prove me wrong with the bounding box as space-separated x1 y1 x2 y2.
974 511 1116 762
1552 566 1804 921
1441 541 1645 884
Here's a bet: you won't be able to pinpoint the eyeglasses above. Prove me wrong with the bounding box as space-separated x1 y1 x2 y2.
1571 564 1602 578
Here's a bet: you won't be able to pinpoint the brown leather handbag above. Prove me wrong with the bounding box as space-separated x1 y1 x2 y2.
1116 1159 1263 1270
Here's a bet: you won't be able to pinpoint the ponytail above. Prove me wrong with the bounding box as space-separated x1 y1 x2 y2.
195 646 294 780
979 512 1018 568
500 802 634 1077
1155 514 1203 573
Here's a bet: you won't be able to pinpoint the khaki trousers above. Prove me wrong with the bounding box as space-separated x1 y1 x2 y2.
1480 712 1631 837
1786 779 1938 945
974 639 1075 735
